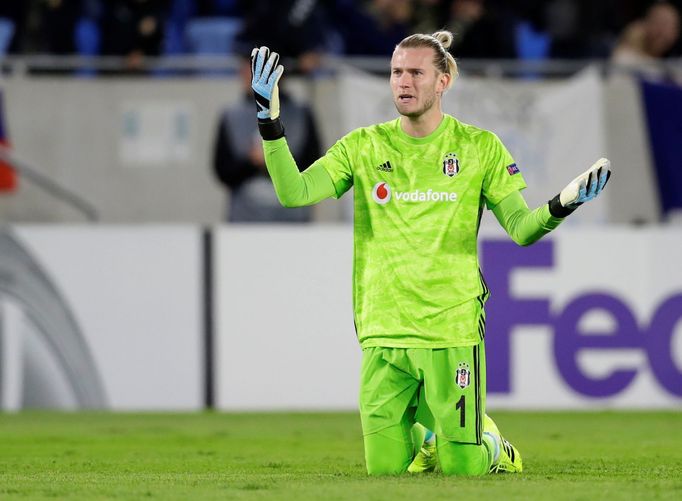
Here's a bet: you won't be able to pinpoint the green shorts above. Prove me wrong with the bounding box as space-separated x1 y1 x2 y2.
359 342 486 444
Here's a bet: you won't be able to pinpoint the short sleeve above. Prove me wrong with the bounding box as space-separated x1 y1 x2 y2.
309 134 354 199
480 131 527 209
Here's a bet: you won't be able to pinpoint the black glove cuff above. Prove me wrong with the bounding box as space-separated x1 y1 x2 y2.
257 117 285 141
548 195 578 218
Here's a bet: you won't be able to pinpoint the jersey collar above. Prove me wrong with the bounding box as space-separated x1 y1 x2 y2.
395 114 450 145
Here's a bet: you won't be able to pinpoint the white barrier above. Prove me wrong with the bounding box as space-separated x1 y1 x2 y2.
1 225 679 411
214 225 358 410
3 226 203 410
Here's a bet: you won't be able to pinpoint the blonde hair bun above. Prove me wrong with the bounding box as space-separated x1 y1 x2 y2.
433 31 454 50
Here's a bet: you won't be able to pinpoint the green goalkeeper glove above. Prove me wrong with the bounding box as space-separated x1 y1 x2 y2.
549 158 612 218
251 46 285 140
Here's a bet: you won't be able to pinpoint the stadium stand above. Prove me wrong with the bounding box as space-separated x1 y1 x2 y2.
184 17 243 55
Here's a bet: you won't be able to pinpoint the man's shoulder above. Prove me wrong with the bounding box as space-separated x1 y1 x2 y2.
338 119 399 144
444 114 496 143
354 119 399 136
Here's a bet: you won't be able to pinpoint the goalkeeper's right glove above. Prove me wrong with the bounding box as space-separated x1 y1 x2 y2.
251 46 285 140
548 158 612 218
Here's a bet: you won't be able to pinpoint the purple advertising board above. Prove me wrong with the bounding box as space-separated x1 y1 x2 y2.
482 237 682 408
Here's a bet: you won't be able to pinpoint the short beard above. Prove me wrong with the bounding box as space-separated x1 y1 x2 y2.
395 92 437 119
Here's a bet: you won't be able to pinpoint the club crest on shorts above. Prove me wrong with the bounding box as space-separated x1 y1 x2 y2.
442 153 459 177
456 362 471 389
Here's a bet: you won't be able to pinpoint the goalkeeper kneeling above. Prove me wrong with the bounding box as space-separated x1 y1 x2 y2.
248 31 610 475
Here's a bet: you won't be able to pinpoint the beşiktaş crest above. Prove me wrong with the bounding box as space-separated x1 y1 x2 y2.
456 362 471 389
442 152 460 177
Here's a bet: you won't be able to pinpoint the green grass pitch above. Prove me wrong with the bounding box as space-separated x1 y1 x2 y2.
1 411 680 500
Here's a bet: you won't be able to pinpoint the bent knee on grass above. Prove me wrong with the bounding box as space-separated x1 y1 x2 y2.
366 461 411 476
363 426 414 476
438 441 489 476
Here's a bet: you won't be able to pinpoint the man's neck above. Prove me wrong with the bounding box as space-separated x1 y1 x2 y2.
400 109 444 138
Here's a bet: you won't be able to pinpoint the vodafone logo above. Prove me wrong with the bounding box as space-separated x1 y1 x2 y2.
372 182 392 204
371 181 458 205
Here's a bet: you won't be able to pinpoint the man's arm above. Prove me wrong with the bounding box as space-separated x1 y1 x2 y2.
493 158 612 246
251 45 337 207
492 191 563 246
263 138 336 207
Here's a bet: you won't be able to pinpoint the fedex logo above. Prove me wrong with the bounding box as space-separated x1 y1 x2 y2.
482 240 682 398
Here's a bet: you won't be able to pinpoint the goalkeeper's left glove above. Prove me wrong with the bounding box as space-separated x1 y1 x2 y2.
251 46 285 140
548 157 612 218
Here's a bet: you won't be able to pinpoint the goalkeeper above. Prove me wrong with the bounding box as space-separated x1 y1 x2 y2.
249 31 610 476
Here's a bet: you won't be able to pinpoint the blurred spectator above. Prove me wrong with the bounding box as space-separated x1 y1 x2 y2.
332 0 413 56
236 0 330 73
411 0 450 35
212 56 321 222
100 0 169 71
0 2 29 54
166 0 242 54
445 0 516 58
41 0 81 54
194 0 240 16
2 1 103 55
540 0 625 58
612 1 681 65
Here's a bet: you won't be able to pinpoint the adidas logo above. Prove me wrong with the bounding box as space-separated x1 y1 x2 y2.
502 439 516 462
377 161 393 172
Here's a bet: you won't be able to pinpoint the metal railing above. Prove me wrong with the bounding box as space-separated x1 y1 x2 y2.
1 54 680 79
0 147 98 222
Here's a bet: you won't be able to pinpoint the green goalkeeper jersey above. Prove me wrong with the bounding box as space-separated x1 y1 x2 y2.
310 114 526 348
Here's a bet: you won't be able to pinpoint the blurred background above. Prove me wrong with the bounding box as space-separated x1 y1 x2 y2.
0 0 680 413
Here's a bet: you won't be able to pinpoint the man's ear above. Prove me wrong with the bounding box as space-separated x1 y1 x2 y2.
437 72 451 94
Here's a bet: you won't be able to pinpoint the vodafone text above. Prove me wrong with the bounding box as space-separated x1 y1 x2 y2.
395 190 458 202
372 182 457 204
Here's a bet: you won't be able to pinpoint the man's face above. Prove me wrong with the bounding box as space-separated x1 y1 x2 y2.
390 47 446 118
645 4 680 56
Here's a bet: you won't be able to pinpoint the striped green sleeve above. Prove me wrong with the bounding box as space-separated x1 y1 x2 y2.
491 190 565 246
263 137 337 208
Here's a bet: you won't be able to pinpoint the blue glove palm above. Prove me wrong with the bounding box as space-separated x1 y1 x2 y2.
559 158 612 208
251 46 284 120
